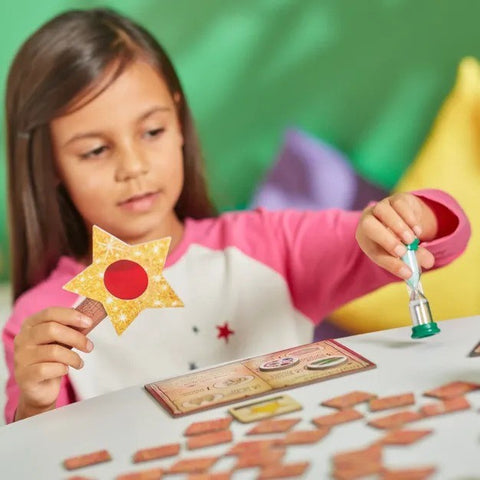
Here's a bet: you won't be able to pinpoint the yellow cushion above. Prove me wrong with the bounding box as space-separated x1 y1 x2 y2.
330 57 480 333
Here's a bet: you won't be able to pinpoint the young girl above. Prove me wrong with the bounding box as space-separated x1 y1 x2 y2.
2 8 470 423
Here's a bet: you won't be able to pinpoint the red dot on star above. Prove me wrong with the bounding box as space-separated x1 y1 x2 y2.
104 259 148 300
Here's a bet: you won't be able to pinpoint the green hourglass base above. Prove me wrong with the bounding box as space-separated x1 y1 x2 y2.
411 322 441 339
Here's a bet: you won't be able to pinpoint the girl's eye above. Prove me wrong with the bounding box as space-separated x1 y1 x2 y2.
144 127 165 139
80 145 108 159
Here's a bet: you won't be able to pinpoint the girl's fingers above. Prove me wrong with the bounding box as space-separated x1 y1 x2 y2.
18 362 68 386
388 194 424 235
22 344 84 370
364 246 412 279
417 246 435 270
24 307 92 330
371 199 416 245
28 322 94 353
359 213 408 258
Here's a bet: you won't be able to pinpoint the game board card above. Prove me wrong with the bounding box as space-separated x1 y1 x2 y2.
468 340 480 357
115 468 164 480
321 391 377 409
246 417 301 435
229 395 302 423
283 427 330 445
367 410 423 430
233 448 286 469
369 393 415 412
145 339 375 416
312 408 363 427
226 439 285 455
63 449 112 470
381 466 436 480
423 380 480 399
169 456 219 473
420 396 470 417
184 417 233 436
187 473 231 480
187 429 233 450
257 461 310 479
378 429 432 446
133 443 180 463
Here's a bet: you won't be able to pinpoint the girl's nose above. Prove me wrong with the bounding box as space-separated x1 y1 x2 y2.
115 146 149 182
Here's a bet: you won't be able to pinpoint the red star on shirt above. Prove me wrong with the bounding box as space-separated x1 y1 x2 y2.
216 322 235 343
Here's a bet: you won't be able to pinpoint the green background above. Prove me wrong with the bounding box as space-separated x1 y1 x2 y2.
1 0 480 280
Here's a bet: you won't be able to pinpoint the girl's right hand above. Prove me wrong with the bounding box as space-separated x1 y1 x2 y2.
13 307 94 420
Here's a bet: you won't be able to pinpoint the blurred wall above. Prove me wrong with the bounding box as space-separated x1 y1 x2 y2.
1 0 480 281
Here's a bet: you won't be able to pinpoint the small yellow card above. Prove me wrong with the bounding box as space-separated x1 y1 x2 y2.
229 394 302 423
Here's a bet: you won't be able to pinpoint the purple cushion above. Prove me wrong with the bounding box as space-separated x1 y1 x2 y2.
251 129 387 211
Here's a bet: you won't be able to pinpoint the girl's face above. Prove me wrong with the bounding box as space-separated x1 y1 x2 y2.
51 60 184 248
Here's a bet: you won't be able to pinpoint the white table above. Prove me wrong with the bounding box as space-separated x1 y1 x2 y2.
0 316 479 479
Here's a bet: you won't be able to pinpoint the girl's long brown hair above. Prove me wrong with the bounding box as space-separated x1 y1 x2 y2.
6 8 216 302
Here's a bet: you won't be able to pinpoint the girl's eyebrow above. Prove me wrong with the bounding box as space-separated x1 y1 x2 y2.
62 105 171 148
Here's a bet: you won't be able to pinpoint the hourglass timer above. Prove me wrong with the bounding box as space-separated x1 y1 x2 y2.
402 238 440 339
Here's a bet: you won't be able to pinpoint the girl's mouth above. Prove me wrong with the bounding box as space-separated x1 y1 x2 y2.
118 191 160 212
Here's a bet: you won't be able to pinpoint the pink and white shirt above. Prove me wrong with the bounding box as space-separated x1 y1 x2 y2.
2 189 470 423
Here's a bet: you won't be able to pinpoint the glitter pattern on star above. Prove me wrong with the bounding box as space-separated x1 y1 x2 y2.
63 226 183 335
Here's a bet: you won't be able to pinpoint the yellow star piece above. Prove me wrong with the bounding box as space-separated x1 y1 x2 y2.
63 226 183 335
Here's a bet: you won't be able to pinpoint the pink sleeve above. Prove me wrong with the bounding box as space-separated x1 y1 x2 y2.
2 286 79 424
284 188 470 322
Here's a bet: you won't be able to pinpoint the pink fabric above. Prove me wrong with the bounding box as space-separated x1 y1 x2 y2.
2 189 470 423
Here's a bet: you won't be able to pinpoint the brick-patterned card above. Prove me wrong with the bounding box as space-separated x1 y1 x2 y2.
63 449 112 470
423 381 479 400
187 473 231 480
378 429 432 446
233 448 286 469
226 439 284 455
321 391 377 409
186 429 233 450
283 428 330 445
169 456 219 474
115 468 164 480
257 461 310 479
367 410 423 430
381 466 436 480
332 444 382 468
246 417 300 435
369 392 415 412
184 417 232 436
133 443 180 463
312 408 363 427
420 396 470 417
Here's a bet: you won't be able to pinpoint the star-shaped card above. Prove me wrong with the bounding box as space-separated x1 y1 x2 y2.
63 226 183 335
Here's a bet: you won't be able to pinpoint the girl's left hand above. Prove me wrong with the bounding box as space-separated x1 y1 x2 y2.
355 192 438 280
